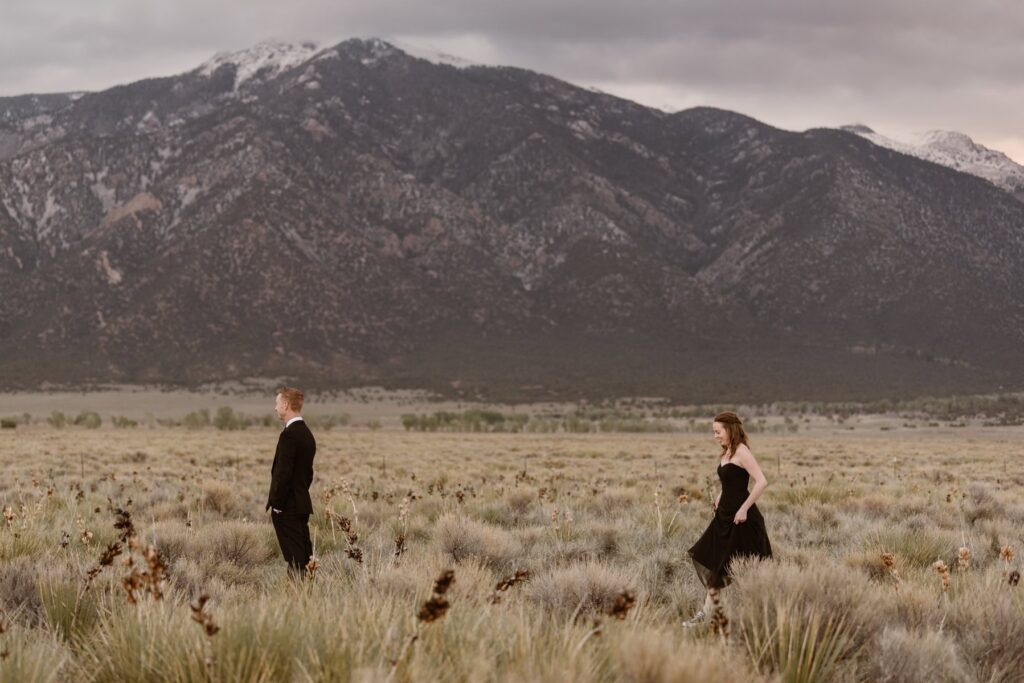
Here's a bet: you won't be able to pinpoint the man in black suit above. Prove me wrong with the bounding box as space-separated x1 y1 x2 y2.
266 386 316 576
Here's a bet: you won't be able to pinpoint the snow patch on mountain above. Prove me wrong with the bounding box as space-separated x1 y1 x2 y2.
387 40 483 69
843 124 1024 196
198 40 320 90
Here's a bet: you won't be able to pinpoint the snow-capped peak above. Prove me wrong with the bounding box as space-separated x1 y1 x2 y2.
842 124 1024 198
387 39 483 69
198 40 319 90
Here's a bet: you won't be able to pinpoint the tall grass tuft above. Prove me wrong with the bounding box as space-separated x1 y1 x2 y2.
741 597 859 683
0 617 70 682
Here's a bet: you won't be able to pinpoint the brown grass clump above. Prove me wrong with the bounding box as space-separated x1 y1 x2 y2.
434 513 520 570
142 521 190 562
963 483 1000 525
610 631 767 683
946 589 1024 683
201 480 241 517
864 627 968 683
506 490 534 517
529 562 636 617
0 558 43 622
729 557 883 646
194 522 276 567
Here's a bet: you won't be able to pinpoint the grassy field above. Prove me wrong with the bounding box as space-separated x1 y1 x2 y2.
1 421 1023 682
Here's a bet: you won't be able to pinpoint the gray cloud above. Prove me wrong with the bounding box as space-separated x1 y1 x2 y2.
1 0 1021 160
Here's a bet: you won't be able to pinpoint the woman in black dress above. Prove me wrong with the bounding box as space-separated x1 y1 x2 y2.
683 411 772 626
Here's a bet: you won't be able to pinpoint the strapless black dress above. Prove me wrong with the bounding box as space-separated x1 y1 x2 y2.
687 462 772 589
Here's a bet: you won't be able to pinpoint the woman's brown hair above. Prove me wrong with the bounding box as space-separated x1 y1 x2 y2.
714 411 748 460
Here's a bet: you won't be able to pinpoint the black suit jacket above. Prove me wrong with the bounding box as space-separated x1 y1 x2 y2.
266 419 316 514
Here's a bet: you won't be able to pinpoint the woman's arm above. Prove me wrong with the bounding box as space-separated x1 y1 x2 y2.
732 445 768 524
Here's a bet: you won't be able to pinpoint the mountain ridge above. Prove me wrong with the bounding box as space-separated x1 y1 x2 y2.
1 38 1023 401
840 124 1024 201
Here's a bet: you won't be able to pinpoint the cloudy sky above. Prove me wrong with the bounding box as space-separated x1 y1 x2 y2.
3 0 1022 162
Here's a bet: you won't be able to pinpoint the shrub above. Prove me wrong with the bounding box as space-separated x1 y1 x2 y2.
305 413 350 430
46 411 67 428
202 480 241 517
213 407 246 431
947 587 1024 683
143 520 191 562
434 513 521 570
528 562 636 617
0 556 45 623
863 627 968 683
182 408 211 429
865 528 955 568
194 522 276 567
74 411 102 429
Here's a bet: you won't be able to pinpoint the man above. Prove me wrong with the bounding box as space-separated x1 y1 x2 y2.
266 386 316 576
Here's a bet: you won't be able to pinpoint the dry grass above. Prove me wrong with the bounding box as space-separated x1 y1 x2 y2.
1 422 1023 681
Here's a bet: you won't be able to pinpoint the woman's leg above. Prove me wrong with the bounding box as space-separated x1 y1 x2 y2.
684 586 720 626
703 587 719 613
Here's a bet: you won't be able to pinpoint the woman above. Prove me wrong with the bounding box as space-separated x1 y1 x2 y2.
683 411 772 626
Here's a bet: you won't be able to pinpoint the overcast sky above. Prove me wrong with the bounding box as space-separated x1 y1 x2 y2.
2 0 1022 162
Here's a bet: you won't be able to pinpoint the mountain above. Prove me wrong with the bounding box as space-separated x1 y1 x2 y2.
0 92 85 124
1 92 85 159
1 38 1023 402
841 125 1024 201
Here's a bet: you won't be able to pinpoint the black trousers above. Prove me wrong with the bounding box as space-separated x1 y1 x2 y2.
272 512 312 574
